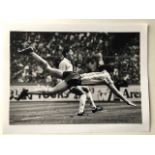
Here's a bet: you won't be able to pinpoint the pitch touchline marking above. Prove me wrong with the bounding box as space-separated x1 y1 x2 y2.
20 116 43 121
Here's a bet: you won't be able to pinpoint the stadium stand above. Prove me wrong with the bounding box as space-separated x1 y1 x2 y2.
10 32 140 85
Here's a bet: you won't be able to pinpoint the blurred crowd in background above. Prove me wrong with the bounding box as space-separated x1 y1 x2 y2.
10 32 140 86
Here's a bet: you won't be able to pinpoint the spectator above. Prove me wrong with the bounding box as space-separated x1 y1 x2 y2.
10 32 140 85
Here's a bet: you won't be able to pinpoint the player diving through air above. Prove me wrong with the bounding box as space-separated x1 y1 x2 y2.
16 47 137 107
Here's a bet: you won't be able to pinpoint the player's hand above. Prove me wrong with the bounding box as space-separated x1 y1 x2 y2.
63 90 70 96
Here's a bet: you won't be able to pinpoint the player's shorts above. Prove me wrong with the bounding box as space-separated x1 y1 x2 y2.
70 86 89 95
70 87 83 95
63 71 81 87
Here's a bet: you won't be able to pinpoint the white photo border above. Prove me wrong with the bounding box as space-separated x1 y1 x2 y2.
3 21 149 134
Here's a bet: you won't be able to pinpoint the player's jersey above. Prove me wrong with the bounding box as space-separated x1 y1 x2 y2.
59 57 76 86
80 70 113 85
59 58 73 71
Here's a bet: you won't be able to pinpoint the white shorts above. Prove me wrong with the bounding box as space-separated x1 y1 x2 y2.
80 70 113 85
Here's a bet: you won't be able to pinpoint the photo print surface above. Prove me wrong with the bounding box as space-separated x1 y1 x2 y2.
10 31 142 124
3 22 148 133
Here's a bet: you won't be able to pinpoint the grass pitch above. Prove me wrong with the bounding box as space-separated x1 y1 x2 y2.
10 101 142 124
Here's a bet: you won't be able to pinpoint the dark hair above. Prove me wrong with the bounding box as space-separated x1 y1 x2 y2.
98 65 114 72
62 48 69 57
98 65 106 72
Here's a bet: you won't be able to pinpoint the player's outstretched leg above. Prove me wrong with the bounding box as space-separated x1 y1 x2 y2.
107 83 137 106
18 47 63 78
29 80 69 95
16 80 69 100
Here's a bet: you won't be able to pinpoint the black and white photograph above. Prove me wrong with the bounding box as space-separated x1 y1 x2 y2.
6 23 149 133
